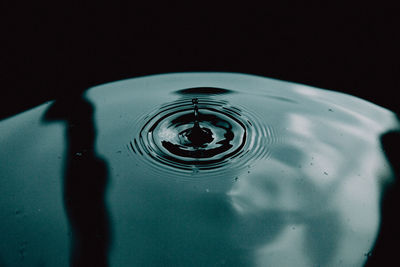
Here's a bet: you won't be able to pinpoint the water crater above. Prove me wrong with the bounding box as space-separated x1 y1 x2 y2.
129 96 270 175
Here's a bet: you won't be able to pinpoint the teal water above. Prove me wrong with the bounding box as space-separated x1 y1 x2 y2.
0 73 398 266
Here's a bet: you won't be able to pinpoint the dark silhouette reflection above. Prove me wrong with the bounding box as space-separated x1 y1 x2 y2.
366 120 400 266
161 112 235 159
175 87 234 95
43 94 111 267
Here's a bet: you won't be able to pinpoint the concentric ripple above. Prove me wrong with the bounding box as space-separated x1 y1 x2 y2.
129 97 273 176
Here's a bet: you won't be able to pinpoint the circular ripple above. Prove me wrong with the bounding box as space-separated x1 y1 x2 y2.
128 97 273 177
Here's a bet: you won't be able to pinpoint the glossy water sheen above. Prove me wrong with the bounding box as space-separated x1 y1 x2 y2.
130 96 269 177
0 73 398 266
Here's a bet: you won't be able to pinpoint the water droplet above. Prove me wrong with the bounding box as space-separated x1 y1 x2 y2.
179 98 214 148
129 97 272 177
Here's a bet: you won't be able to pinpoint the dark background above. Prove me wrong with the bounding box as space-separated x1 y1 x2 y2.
1 2 398 119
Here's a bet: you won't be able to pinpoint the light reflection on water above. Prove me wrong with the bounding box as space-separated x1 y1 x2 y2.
0 73 398 266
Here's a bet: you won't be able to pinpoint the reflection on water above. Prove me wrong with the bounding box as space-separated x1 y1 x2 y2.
0 73 399 266
44 95 111 266
366 126 400 266
175 87 234 95
129 97 269 177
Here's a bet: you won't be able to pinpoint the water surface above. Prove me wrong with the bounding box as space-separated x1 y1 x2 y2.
0 73 398 266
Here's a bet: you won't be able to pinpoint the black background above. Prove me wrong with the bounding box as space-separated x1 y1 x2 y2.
1 2 399 119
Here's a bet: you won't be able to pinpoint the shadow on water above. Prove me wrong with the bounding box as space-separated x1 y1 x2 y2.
174 87 234 95
366 115 400 266
43 94 111 267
